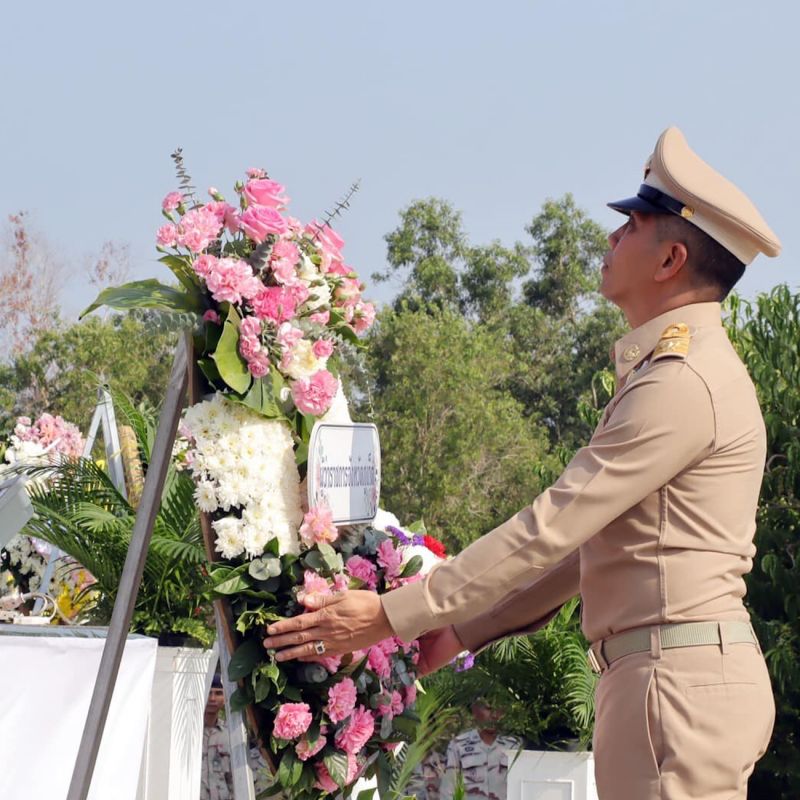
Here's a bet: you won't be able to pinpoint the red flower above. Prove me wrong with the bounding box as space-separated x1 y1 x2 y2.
423 535 446 558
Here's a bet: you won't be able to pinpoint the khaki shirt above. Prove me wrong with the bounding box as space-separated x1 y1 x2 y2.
381 302 765 648
406 748 447 800
439 730 520 800
201 720 233 800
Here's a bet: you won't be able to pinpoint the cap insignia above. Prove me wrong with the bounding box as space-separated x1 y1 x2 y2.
680 206 694 219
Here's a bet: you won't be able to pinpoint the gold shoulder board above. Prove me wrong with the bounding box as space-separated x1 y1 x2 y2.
651 322 690 361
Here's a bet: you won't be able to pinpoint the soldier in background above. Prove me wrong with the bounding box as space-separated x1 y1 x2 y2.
407 747 447 800
439 699 521 800
200 674 233 800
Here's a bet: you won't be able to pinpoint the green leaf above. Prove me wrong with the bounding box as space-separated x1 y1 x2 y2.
295 440 309 466
80 279 201 319
228 638 264 681
357 789 377 800
279 749 303 787
230 376 281 418
229 687 250 713
197 356 222 386
211 305 252 394
158 254 202 294
302 550 325 572
407 519 427 535
213 574 252 595
323 751 350 787
317 542 344 573
400 555 423 579
248 556 282 581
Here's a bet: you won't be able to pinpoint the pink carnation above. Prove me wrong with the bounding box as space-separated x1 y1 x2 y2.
334 278 362 307
404 683 417 707
277 322 304 351
376 637 399 656
246 167 267 179
161 191 182 212
311 653 343 673
205 257 262 305
203 310 220 324
240 315 262 339
156 223 178 247
239 205 288 242
247 350 270 378
176 206 223 253
314 754 358 791
296 732 327 761
334 706 375 755
273 703 312 740
312 339 335 359
310 310 331 325
206 200 239 233
252 285 298 324
377 690 404 718
297 570 333 609
244 178 289 209
353 302 376 334
291 370 338 416
367 645 391 679
271 239 301 283
300 505 339 546
346 555 378 590
326 677 357 724
377 539 403 582
193 254 218 278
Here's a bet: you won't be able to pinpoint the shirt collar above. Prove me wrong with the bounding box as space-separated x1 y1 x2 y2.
613 301 722 381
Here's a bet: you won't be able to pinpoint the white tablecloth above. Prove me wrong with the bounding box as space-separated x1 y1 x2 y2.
0 625 157 799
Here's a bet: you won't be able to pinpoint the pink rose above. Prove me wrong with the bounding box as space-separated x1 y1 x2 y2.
176 206 223 253
252 285 298 324
246 167 267 179
312 338 335 359
326 677 357 724
291 370 338 416
296 733 327 761
273 703 312 740
334 706 374 755
300 504 339 546
244 178 289 209
239 205 288 243
156 223 178 247
161 191 182 212
346 555 378 590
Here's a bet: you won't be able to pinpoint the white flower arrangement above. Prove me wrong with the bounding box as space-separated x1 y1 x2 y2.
177 394 304 559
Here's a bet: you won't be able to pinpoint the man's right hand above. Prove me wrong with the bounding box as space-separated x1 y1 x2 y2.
417 625 467 675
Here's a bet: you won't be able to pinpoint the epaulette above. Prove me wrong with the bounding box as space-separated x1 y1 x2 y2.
651 322 691 362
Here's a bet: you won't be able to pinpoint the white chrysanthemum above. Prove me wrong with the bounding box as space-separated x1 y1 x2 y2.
194 481 218 513
213 516 246 559
372 508 401 532
303 280 332 312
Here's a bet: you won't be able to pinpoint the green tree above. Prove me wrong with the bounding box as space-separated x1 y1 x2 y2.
0 314 176 435
361 307 555 551
726 286 800 797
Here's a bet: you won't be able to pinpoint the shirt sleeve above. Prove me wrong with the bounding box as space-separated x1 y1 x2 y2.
381 360 714 643
452 550 580 653
439 741 459 800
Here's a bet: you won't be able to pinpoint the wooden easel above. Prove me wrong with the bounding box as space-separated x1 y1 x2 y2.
66 333 272 800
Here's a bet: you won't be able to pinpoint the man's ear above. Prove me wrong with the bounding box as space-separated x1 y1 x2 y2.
654 241 689 283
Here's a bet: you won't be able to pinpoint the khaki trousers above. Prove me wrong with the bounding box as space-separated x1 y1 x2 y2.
593 639 774 799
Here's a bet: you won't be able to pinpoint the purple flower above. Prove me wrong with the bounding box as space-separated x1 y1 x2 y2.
453 652 475 672
386 525 412 546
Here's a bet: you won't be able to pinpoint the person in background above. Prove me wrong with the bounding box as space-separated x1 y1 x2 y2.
200 674 233 800
439 699 521 800
407 746 448 800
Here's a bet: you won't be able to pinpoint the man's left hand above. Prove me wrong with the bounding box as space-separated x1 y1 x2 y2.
262 589 393 662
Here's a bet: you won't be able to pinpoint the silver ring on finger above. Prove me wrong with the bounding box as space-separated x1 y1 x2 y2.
313 640 326 655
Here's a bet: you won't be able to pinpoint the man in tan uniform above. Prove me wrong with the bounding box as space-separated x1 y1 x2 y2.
264 127 779 799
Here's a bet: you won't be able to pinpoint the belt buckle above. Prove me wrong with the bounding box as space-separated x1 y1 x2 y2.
587 647 603 675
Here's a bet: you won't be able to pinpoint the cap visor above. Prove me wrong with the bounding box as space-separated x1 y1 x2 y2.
607 195 668 215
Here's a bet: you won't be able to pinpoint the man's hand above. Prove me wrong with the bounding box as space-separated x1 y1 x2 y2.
417 625 467 675
262 589 393 662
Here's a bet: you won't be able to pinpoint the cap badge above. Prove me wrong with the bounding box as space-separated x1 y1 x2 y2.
622 344 641 363
680 206 694 219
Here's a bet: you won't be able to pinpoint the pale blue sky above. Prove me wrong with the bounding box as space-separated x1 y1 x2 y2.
3 1 798 318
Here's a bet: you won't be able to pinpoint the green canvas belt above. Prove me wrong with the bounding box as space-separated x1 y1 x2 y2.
587 620 758 674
